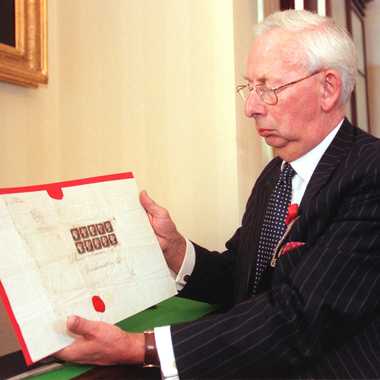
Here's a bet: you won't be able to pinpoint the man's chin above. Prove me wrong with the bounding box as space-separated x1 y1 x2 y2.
264 135 288 148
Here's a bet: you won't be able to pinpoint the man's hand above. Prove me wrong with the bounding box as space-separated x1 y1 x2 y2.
55 316 144 366
140 191 186 274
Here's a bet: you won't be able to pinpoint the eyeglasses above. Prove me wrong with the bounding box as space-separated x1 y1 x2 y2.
236 70 322 105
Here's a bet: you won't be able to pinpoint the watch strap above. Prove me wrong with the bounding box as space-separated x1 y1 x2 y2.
143 330 160 368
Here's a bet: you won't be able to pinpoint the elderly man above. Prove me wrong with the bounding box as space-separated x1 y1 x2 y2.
57 10 380 379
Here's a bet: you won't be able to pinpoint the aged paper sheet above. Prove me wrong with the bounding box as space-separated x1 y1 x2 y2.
0 173 177 364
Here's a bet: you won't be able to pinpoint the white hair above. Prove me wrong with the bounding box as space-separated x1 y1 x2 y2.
255 10 357 105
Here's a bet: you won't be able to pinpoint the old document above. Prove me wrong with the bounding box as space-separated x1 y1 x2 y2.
0 173 177 364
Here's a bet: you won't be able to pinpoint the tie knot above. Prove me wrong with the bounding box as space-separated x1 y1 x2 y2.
280 163 296 183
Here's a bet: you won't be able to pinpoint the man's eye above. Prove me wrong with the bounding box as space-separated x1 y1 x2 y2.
256 86 266 94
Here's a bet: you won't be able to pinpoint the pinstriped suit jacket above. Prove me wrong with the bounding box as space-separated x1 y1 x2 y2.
173 119 380 379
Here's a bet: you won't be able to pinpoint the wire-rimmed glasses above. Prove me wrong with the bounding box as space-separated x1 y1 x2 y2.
236 70 323 105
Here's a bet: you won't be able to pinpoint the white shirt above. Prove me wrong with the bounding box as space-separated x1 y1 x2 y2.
155 120 343 379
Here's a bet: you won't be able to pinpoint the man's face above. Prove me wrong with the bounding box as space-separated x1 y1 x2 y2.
245 30 326 161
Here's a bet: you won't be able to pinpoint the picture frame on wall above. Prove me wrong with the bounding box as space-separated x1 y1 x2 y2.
0 0 48 88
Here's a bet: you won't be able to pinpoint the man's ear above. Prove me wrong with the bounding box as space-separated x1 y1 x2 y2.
320 70 342 112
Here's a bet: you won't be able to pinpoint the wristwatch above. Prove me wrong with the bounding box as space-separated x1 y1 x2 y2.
143 330 160 368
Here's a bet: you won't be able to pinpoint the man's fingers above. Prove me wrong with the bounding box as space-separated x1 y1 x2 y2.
67 315 95 337
55 345 77 362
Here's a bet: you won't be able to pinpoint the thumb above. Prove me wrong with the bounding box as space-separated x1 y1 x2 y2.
67 315 94 337
140 190 164 216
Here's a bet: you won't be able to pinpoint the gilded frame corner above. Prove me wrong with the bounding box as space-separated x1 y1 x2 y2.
0 0 48 88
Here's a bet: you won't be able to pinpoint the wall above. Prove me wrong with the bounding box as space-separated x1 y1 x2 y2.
365 0 380 137
0 0 266 356
55 0 245 249
329 0 353 122
0 0 255 250
0 2 61 187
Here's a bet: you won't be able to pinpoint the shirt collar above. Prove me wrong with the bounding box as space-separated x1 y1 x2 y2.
283 119 344 183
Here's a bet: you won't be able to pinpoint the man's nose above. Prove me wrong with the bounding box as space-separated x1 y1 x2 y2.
244 91 266 118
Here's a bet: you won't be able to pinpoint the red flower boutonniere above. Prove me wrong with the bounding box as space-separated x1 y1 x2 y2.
270 203 302 267
285 203 299 225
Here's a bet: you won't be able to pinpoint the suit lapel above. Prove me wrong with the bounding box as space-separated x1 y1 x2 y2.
239 120 356 300
236 160 280 300
300 119 355 210
296 119 355 228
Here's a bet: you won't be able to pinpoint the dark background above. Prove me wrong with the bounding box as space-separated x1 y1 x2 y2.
0 0 16 47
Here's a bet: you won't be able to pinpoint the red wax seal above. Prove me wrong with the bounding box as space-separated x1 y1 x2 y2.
92 295 106 313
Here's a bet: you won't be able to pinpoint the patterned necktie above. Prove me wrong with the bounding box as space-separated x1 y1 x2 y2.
253 162 296 294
